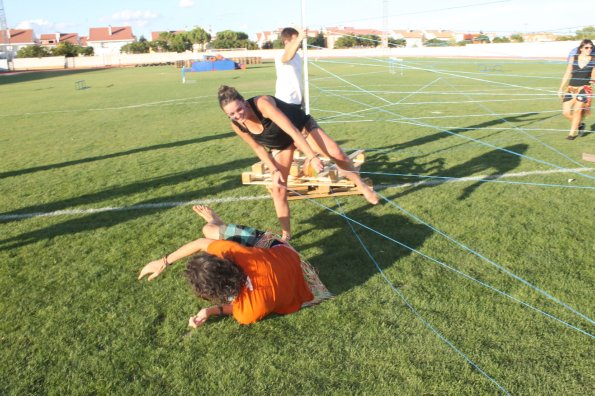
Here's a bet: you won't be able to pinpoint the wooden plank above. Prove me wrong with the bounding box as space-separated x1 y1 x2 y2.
582 153 595 163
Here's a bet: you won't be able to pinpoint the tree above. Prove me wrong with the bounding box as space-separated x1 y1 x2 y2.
425 38 448 47
510 34 524 43
188 27 211 51
334 35 357 48
308 32 326 48
52 42 79 57
492 36 511 43
77 46 94 56
388 38 406 47
475 34 491 43
120 41 150 54
575 26 595 40
210 30 257 49
16 45 51 58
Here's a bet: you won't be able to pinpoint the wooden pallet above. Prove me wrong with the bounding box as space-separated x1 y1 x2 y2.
582 153 595 163
241 150 371 200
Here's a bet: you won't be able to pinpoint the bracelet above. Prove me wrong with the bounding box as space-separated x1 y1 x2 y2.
162 255 171 267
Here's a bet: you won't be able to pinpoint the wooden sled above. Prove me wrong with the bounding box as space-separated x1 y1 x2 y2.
241 150 372 200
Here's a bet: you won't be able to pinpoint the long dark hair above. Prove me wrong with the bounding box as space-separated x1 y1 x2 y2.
218 85 244 109
578 39 594 52
185 252 247 304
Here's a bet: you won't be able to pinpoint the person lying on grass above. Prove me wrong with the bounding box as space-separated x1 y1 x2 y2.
138 205 331 327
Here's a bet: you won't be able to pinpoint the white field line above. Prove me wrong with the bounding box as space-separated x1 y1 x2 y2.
376 167 594 190
2 168 592 221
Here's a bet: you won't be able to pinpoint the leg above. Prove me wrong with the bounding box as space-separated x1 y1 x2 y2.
568 100 583 138
193 205 225 240
306 126 379 204
562 98 574 122
269 147 295 240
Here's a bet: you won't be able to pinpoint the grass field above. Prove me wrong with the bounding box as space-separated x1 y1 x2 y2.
1 57 593 395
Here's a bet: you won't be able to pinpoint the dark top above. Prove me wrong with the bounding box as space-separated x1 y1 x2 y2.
232 96 311 150
569 55 595 87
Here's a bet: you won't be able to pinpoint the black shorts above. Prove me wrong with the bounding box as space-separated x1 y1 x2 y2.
563 87 588 103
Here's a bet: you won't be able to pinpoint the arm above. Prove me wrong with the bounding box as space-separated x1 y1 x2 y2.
255 96 324 172
280 29 307 63
230 122 286 184
558 61 573 98
138 238 214 281
188 304 233 328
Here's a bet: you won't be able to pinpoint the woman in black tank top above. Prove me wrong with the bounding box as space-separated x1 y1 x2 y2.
558 39 595 139
218 85 379 241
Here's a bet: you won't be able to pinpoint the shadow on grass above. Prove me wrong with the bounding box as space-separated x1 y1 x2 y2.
0 68 108 85
387 112 543 153
0 158 256 250
388 144 529 201
294 199 433 296
0 132 235 179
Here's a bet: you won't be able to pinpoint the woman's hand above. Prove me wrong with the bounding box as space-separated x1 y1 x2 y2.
304 156 324 174
138 259 166 281
188 308 210 328
271 169 286 186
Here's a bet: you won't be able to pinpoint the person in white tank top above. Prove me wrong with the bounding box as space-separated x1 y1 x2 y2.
275 27 307 106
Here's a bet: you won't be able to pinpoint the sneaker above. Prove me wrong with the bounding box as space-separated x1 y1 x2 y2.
578 122 586 137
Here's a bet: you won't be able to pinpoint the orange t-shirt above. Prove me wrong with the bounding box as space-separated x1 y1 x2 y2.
207 240 314 324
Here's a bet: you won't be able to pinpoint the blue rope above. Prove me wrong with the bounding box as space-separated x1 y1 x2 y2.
308 62 595 182
334 199 511 395
286 188 594 339
360 171 595 190
437 71 594 172
376 192 595 326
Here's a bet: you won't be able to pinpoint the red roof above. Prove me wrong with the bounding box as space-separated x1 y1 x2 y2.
327 27 383 36
60 33 79 44
80 36 88 46
5 29 35 44
88 26 134 42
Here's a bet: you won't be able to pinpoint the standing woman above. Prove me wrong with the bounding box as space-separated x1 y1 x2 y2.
558 39 595 140
218 85 379 241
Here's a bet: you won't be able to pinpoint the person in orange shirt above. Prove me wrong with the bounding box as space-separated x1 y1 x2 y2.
138 205 330 327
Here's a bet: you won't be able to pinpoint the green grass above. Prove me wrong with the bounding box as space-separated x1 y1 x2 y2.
1 58 594 395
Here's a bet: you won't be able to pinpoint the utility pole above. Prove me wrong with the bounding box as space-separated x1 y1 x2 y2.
0 0 12 61
382 0 389 48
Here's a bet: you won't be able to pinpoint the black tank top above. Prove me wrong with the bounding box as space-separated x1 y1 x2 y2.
569 55 595 87
233 97 311 150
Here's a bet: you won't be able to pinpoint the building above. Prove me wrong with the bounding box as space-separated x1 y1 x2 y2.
324 27 384 49
522 32 556 42
390 30 424 48
1 29 37 59
256 30 280 49
87 26 135 56
40 33 81 49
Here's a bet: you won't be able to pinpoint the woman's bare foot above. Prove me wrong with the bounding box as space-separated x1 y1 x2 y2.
361 186 379 205
192 205 224 225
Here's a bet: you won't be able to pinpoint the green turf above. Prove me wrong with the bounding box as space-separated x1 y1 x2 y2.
1 58 593 395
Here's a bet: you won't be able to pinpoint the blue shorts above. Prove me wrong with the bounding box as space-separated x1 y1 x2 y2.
218 224 283 248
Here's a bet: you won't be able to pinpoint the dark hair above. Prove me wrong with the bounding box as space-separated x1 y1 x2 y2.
185 252 247 305
281 27 299 41
579 39 594 50
218 85 244 109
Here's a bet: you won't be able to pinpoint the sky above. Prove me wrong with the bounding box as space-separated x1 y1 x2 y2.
4 0 594 40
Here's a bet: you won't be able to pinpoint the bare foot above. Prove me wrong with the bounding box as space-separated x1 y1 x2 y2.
192 205 224 225
362 186 379 205
281 231 292 241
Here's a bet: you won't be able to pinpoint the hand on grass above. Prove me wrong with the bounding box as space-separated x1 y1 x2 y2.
138 259 166 281
188 308 210 328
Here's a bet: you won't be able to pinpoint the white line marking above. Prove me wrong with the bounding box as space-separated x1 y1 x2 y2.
2 168 592 221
